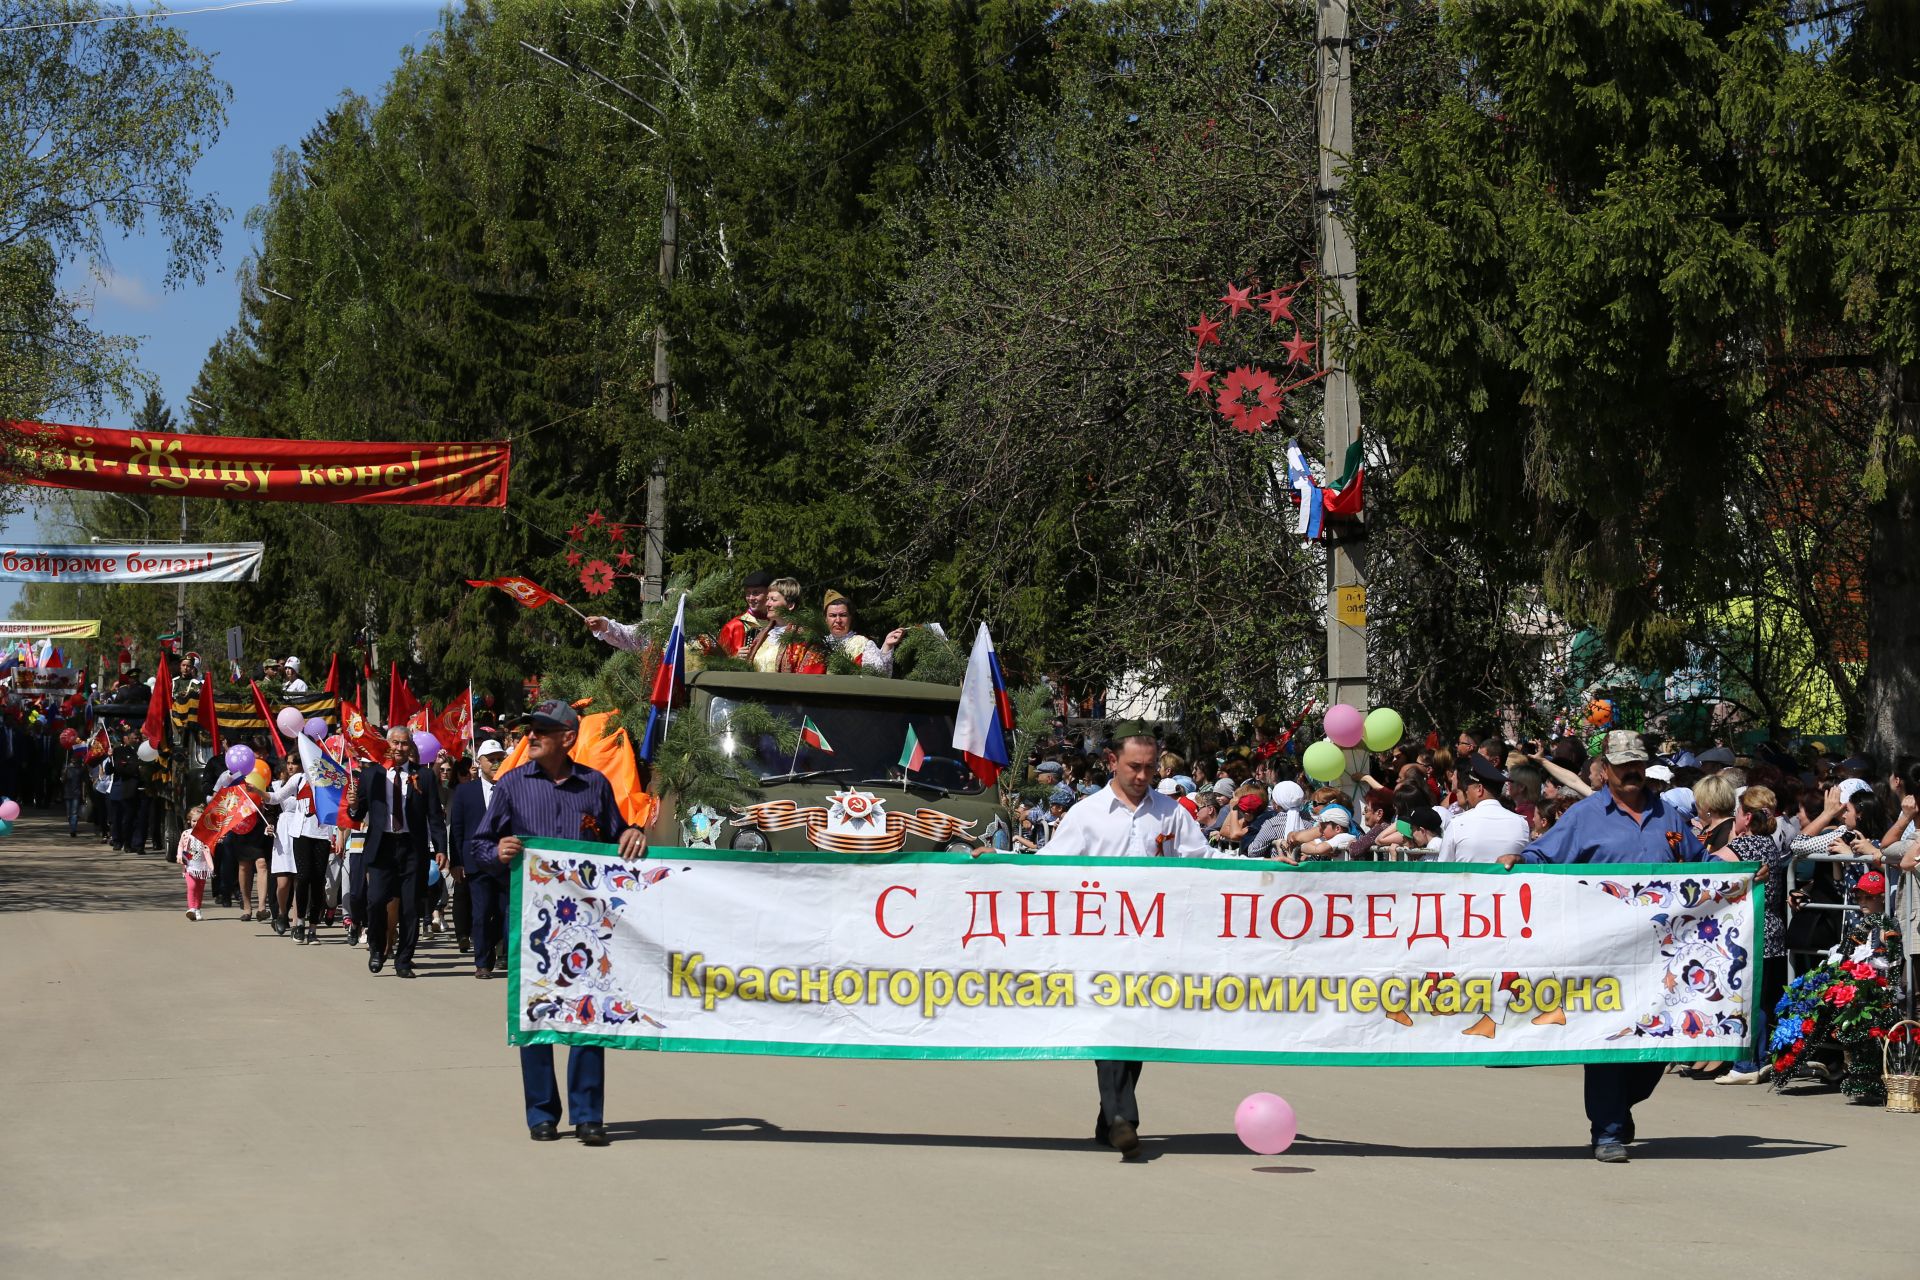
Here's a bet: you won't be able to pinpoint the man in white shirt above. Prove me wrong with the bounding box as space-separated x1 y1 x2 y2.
1036 723 1207 1159
1436 755 1530 862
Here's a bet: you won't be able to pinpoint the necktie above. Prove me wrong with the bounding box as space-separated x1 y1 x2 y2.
390 769 401 832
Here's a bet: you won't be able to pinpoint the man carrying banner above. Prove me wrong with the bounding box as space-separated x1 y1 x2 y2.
472 700 648 1146
1500 729 1704 1164
1039 721 1207 1159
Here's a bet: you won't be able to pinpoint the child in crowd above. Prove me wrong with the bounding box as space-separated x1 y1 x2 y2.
177 806 211 921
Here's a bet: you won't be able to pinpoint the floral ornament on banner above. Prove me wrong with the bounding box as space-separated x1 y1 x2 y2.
559 509 648 597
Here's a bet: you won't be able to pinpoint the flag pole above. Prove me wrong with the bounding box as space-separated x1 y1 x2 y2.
788 729 802 779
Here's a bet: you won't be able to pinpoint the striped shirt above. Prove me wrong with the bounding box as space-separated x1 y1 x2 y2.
470 758 626 867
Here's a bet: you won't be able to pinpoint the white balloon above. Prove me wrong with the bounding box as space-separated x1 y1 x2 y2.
136 740 159 762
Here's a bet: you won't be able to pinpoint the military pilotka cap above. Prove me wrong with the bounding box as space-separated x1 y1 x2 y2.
1602 730 1648 765
1108 720 1156 744
527 699 579 731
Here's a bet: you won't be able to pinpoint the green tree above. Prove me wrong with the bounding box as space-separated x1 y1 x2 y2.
1348 0 1920 757
0 0 226 479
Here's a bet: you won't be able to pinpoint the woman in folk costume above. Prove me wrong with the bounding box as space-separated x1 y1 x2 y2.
822 589 904 675
746 577 826 674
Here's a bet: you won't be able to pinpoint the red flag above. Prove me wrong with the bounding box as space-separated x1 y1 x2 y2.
387 662 420 727
193 784 263 844
432 690 473 755
324 653 341 697
249 679 286 758
466 575 564 609
85 721 110 764
406 705 431 734
196 669 222 757
142 651 172 750
338 697 390 762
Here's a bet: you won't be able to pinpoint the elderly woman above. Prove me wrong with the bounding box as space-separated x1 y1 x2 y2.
821 589 904 674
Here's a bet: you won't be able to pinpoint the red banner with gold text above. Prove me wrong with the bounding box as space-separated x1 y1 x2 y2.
2 420 509 507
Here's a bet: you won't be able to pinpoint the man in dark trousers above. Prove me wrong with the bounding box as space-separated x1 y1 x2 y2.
448 736 510 978
346 725 443 978
108 726 145 853
471 700 646 1146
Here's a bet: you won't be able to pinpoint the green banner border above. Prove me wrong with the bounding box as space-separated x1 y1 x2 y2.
507 841 1765 1065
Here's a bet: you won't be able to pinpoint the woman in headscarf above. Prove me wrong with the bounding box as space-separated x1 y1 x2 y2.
821 590 905 675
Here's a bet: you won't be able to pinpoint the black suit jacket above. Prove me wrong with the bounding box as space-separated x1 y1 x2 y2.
348 762 443 865
448 777 500 879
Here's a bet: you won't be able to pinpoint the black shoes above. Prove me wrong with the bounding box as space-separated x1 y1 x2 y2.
576 1122 609 1147
457 938 471 953
1106 1120 1141 1158
346 926 361 947
474 968 494 980
529 1122 560 1142
368 950 386 974
395 963 416 979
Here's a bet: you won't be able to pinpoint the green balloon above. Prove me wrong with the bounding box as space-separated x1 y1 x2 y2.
0 819 13 837
1362 707 1405 753
1302 738 1345 783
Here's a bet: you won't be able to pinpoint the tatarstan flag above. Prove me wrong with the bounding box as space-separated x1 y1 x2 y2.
799 716 834 755
899 724 924 772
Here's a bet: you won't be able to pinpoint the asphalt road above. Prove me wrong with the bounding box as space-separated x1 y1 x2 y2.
0 810 1909 1279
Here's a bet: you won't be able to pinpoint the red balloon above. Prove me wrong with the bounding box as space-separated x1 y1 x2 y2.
58 728 78 749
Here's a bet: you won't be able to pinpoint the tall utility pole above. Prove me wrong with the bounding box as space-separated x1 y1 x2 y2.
1317 0 1369 710
644 180 677 608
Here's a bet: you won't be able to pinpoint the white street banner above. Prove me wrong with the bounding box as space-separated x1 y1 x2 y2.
0 542 264 583
507 843 1763 1066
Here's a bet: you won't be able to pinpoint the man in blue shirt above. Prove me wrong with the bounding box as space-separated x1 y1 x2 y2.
1499 730 1703 1164
472 700 648 1147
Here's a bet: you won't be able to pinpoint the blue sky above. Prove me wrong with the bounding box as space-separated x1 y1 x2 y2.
4 0 445 607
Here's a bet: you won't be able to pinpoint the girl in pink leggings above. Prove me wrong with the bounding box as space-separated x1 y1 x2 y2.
178 806 212 921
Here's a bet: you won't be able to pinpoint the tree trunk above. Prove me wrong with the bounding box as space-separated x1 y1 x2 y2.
1860 361 1920 767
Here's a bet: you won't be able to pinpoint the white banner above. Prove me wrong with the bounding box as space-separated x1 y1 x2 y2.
507 844 1763 1065
0 542 263 583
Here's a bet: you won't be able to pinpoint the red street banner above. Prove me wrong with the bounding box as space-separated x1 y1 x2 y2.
4 420 510 507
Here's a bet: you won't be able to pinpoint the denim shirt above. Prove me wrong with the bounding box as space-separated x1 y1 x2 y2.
1519 787 1704 864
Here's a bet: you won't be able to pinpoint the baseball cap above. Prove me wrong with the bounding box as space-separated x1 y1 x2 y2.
527 699 579 731
1698 746 1735 766
476 738 506 758
1406 806 1443 834
1603 730 1648 765
1856 869 1887 895
1644 764 1673 783
1156 778 1181 795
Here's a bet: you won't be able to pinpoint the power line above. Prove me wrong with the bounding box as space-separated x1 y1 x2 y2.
1 0 292 35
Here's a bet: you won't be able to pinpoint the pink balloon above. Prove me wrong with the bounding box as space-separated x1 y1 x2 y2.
1324 703 1365 750
1234 1092 1297 1156
0 799 18 822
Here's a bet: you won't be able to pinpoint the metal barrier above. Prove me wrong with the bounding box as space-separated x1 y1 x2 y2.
1784 850 1913 1017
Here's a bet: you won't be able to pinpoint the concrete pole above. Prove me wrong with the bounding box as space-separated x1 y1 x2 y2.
646 180 677 609
1318 0 1369 711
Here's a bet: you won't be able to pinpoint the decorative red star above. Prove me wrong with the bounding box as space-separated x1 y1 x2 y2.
566 523 585 541
614 550 634 569
579 559 615 596
1281 329 1317 367
1181 358 1216 396
1215 366 1283 434
1187 311 1222 349
1219 282 1253 318
586 510 605 527
566 551 582 567
1259 290 1296 326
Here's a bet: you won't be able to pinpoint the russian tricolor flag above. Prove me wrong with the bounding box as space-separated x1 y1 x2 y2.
640 593 688 761
1286 439 1324 539
953 623 1013 786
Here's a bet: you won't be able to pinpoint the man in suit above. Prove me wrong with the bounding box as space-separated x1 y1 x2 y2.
449 736 510 979
108 726 145 853
346 725 442 978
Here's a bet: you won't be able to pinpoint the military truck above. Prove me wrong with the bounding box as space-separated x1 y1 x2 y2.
688 668 1012 854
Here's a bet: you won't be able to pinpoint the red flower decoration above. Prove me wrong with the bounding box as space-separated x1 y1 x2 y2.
614 550 634 569
566 551 582 567
1825 983 1858 1008
579 559 615 596
1187 311 1222 349
1181 358 1216 396
1214 365 1283 434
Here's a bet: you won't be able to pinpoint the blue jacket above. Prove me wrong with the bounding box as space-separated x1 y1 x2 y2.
448 777 498 879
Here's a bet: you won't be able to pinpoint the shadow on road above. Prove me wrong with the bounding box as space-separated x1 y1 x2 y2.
604 1116 1841 1162
0 811 182 913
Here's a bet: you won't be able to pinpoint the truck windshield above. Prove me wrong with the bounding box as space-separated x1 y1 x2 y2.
706 693 984 795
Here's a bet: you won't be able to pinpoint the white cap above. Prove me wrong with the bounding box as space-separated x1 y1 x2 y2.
1156 778 1180 795
1645 764 1673 783
283 656 300 671
476 738 506 758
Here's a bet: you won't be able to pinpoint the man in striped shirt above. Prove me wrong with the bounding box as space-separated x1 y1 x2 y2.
472 699 648 1147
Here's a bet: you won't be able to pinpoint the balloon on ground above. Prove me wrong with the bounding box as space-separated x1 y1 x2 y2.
1362 706 1405 753
1234 1092 1297 1156
1302 738 1344 783
1323 703 1365 749
276 705 306 736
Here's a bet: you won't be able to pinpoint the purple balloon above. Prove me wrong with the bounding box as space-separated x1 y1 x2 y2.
411 730 442 763
304 716 329 740
224 744 256 777
1234 1092 1297 1156
1324 703 1365 750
